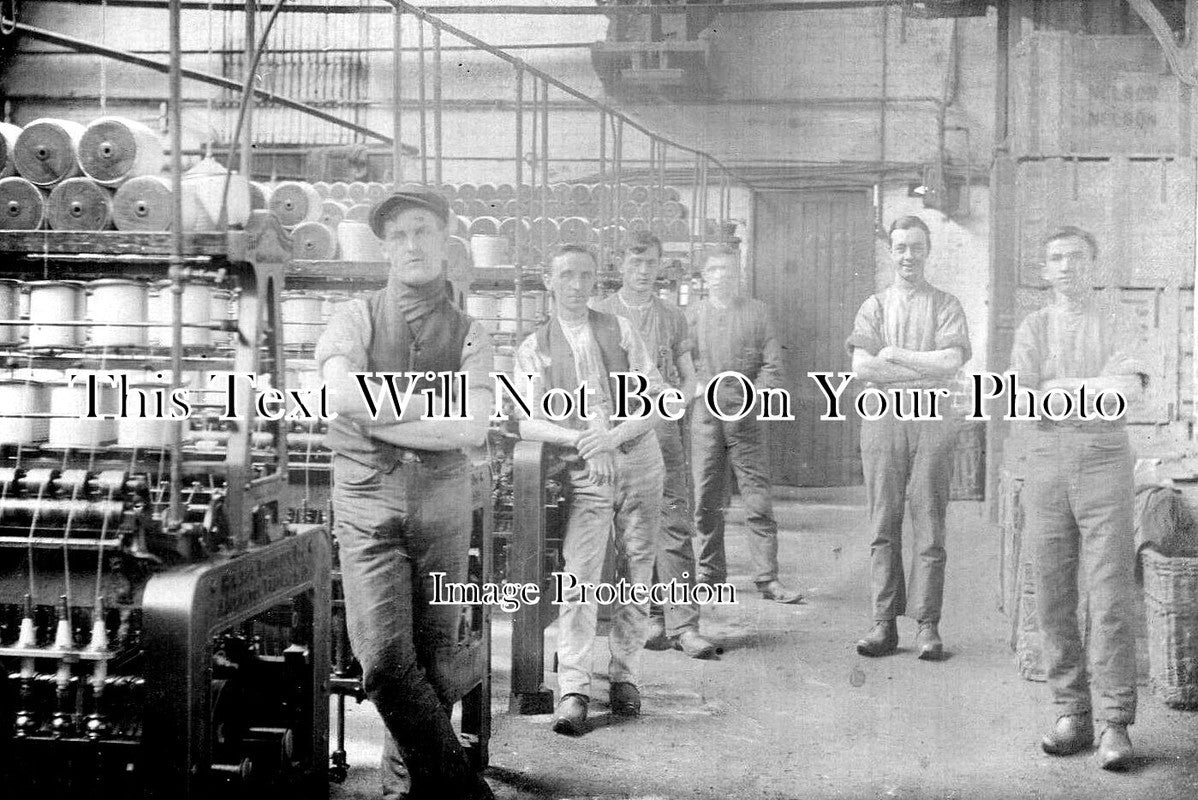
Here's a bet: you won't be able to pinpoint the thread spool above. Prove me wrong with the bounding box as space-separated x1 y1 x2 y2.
87 279 148 348
468 216 500 237
495 184 516 202
559 217 593 245
49 381 117 448
181 158 250 231
496 293 541 333
13 118 85 187
447 236 471 280
456 183 478 203
0 123 22 179
569 184 592 207
269 181 322 227
0 380 49 445
470 235 510 269
531 217 560 246
337 221 385 262
0 279 21 345
112 175 172 232
312 181 331 198
464 293 498 334
77 117 164 187
365 182 387 202
493 346 515 376
497 217 529 245
476 183 497 204
628 185 651 205
282 292 324 347
550 183 571 205
28 281 85 349
148 281 213 347
117 381 173 448
346 182 368 204
319 200 346 229
248 182 273 211
291 221 338 261
343 203 372 224
47 178 113 231
0 177 47 230
661 200 685 221
210 288 232 347
327 182 349 201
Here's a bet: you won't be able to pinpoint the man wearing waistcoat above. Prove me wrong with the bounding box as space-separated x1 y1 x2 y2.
688 245 803 605
317 189 495 800
513 244 667 735
591 231 716 659
846 215 970 661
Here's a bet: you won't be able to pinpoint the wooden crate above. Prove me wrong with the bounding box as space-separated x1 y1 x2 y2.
1012 32 1190 158
1014 157 1196 288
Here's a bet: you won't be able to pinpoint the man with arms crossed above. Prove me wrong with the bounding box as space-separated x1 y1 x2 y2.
846 215 971 660
688 245 802 604
514 245 667 735
1009 226 1144 770
317 189 495 799
592 231 716 658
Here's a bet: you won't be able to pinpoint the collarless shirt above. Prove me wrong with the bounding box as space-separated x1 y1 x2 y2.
591 292 691 389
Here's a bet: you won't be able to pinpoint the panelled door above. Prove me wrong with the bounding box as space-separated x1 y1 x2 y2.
752 189 876 487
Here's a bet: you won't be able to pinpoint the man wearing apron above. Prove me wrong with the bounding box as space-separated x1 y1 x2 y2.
317 189 495 799
846 215 971 660
514 244 667 735
592 231 716 658
689 245 802 604
1008 226 1144 770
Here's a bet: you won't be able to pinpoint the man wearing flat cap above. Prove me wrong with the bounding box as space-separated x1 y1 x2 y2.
317 188 495 799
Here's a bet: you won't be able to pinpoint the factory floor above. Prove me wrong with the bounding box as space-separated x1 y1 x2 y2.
329 489 1198 800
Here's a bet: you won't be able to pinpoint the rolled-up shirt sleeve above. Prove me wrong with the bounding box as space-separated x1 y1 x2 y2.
934 294 973 363
314 298 371 371
845 295 884 356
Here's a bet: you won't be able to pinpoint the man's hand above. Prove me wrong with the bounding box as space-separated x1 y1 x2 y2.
576 428 617 460
878 345 901 363
586 451 616 485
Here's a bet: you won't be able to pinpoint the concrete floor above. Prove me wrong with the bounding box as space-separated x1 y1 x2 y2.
329 488 1198 800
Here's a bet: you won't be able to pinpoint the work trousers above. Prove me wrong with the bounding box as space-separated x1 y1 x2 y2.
331 453 482 800
691 400 779 585
1022 429 1137 726
556 433 663 699
653 418 702 637
861 413 957 623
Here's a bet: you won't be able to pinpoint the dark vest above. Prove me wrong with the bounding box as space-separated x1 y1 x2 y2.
325 287 472 470
533 309 638 431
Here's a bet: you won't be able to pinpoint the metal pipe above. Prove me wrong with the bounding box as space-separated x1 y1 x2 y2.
383 0 748 187
514 65 524 338
540 77 549 267
10 20 409 148
42 0 909 13
417 19 428 185
613 117 624 268
241 0 255 177
597 111 607 271
392 6 403 183
167 0 183 531
432 25 443 185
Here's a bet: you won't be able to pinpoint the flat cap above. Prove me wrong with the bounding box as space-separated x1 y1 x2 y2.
369 187 452 237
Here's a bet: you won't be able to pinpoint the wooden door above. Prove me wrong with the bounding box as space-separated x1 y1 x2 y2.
752 190 876 487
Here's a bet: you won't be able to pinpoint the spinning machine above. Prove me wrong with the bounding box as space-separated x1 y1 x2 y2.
0 213 330 798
